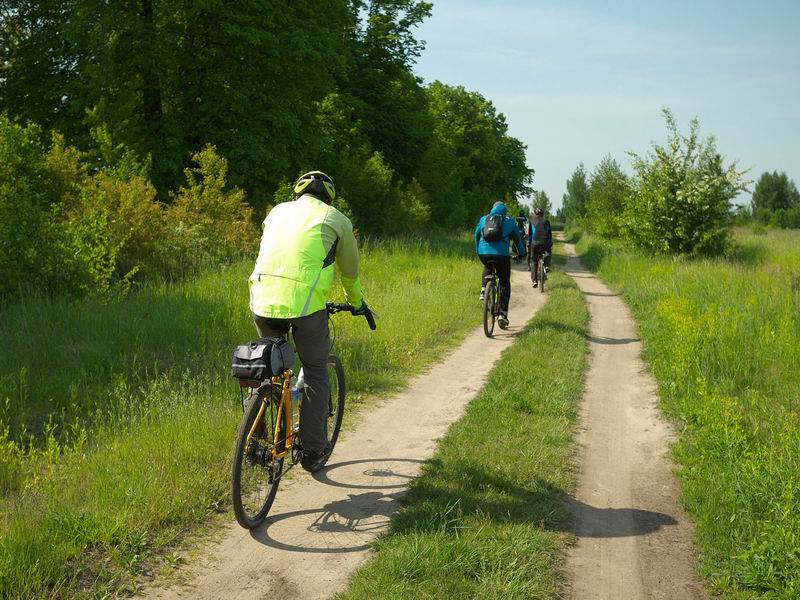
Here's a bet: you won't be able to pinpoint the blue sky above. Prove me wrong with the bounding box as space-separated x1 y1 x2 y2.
413 0 800 209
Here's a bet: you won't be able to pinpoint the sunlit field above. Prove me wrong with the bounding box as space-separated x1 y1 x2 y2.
574 228 800 598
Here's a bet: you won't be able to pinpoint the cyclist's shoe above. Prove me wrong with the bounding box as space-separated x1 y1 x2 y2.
498 314 509 329
479 287 485 302
532 280 538 288
545 266 550 273
301 443 332 473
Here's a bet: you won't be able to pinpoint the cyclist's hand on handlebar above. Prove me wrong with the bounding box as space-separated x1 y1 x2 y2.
353 300 377 330
352 300 370 316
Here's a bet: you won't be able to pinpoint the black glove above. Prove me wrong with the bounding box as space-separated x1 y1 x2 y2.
353 300 370 316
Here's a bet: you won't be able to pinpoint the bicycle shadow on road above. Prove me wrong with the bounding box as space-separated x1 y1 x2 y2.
248 457 424 554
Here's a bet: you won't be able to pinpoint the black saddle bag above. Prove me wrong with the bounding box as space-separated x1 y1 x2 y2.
231 338 295 381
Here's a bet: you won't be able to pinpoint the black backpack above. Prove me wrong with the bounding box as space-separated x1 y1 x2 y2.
482 214 504 242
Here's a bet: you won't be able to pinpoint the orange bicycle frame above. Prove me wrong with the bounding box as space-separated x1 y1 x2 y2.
245 369 295 459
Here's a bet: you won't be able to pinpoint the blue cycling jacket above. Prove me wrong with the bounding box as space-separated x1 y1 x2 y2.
474 202 524 256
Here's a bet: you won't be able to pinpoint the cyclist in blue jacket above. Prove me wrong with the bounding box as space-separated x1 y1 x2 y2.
474 201 525 329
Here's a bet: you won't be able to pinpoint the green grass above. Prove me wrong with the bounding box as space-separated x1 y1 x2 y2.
0 235 486 599
337 252 589 600
575 228 800 599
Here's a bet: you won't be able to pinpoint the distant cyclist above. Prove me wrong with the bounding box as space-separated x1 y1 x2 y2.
513 212 528 261
529 207 553 288
474 201 525 329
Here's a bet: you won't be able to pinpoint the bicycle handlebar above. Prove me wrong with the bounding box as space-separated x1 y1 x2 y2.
326 302 377 331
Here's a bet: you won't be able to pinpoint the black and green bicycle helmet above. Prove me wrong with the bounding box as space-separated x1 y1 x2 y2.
293 171 336 204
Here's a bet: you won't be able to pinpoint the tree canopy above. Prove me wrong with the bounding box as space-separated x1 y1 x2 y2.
751 171 800 228
562 164 588 223
0 0 532 237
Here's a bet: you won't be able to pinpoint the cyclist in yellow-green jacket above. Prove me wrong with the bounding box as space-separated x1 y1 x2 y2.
249 171 370 472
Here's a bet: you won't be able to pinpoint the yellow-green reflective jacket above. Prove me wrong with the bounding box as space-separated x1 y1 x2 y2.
249 194 364 319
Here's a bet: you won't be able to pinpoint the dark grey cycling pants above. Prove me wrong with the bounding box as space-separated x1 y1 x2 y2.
479 254 511 316
253 310 330 454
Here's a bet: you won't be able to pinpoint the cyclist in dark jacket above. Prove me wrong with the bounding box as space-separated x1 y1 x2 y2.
514 213 528 261
529 207 553 288
474 201 524 329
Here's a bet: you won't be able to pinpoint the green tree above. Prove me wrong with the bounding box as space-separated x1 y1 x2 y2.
586 156 629 237
419 82 533 227
751 171 800 225
562 164 588 223
1 1 353 196
625 109 747 256
344 1 433 181
532 190 552 215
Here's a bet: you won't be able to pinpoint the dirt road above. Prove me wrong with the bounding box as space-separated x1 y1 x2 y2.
145 263 545 600
562 240 707 599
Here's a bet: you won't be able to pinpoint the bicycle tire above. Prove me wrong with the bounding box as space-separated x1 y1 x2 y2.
231 385 283 529
483 280 496 338
324 355 346 458
539 259 545 293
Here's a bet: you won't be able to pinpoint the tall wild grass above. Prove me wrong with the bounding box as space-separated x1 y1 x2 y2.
0 235 480 598
575 228 800 598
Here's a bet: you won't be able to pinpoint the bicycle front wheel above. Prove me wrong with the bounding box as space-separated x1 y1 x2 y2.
483 280 496 338
231 384 283 529
325 355 346 453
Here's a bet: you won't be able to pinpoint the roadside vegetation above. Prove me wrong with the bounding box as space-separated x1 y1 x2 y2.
338 250 590 599
571 227 800 597
0 236 483 599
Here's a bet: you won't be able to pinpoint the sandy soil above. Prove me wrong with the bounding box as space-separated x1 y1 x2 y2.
562 240 707 600
144 262 546 600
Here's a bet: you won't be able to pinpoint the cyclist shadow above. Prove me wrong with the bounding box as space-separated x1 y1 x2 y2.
249 459 679 553
565 497 677 538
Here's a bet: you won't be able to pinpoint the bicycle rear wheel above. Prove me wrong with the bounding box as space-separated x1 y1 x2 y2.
231 384 284 529
483 279 496 337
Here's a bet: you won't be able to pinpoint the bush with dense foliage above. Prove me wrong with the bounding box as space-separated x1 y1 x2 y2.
0 116 256 300
585 155 629 238
624 109 747 256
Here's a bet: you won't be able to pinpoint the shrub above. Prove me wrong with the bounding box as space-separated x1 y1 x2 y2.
1 118 257 300
398 178 432 229
586 155 629 237
166 146 257 277
624 109 748 256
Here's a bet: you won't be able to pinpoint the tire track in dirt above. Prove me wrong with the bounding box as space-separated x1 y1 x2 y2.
145 263 545 600
561 238 707 600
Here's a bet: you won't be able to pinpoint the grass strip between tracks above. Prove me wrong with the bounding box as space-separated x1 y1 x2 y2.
338 250 589 599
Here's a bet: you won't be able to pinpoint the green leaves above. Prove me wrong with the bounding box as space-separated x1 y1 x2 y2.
751 171 800 228
585 156 630 238
624 109 748 256
1 0 533 242
562 164 589 224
